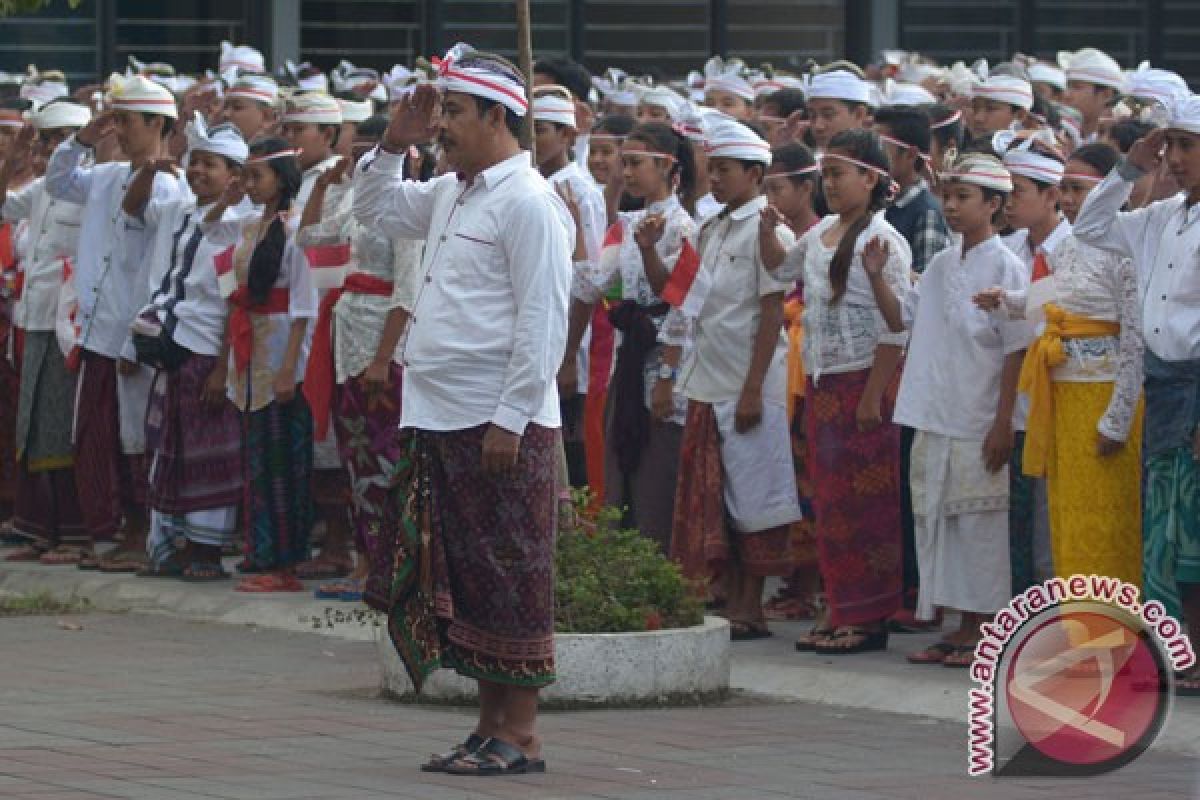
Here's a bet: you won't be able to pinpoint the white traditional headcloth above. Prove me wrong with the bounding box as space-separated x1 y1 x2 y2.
106 74 178 118
971 74 1034 111
593 68 637 108
29 100 90 130
941 153 1013 192
1163 90 1200 136
185 111 248 164
21 67 68 110
1028 62 1067 91
996 130 1065 185
331 60 387 105
1060 47 1125 91
283 92 342 125
703 56 754 102
284 60 329 93
433 42 529 117
703 115 771 164
1126 65 1189 108
337 98 373 123
532 86 577 129
882 80 937 107
227 74 279 106
748 70 802 99
219 41 265 82
637 84 686 121
805 69 872 106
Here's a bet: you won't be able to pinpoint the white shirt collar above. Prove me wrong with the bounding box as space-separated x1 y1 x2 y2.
726 194 766 221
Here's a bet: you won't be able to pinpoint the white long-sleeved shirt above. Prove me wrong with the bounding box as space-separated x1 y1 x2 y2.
1074 160 1200 362
2 177 82 332
45 136 186 360
353 148 573 435
894 235 1035 439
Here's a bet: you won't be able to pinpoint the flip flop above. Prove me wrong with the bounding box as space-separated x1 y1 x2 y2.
4 545 47 562
942 643 979 668
421 733 486 773
313 578 354 599
812 627 889 655
444 737 546 776
39 547 86 565
795 626 835 652
235 573 305 593
906 641 957 665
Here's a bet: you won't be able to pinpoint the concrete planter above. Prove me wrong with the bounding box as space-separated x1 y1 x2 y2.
378 616 730 708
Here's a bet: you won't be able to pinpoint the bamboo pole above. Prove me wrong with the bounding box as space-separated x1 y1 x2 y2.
516 0 535 156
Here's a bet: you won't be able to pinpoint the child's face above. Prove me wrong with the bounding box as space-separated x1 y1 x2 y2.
186 150 236 206
764 169 813 221
707 157 757 205
876 124 916 182
1058 159 1102 224
1165 130 1200 195
220 97 273 142
113 110 160 157
620 139 671 199
941 181 996 234
705 89 754 121
243 161 280 206
534 120 572 171
820 150 875 215
806 98 863 151
968 98 1016 140
637 104 672 124
281 120 330 169
587 137 620 185
1065 81 1109 120
1004 175 1058 231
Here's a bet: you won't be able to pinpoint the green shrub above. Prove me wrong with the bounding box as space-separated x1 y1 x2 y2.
555 490 704 634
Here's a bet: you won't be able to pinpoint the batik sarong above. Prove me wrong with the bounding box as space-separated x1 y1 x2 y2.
333 364 406 612
242 396 314 570
806 369 903 627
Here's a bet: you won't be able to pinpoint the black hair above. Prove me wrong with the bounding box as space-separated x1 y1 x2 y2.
245 136 302 304
981 186 1008 227
626 121 696 204
927 103 964 153
761 88 806 118
533 58 593 102
1106 119 1155 154
1069 141 1120 177
1031 94 1061 130
593 113 635 138
141 111 174 138
872 107 932 154
357 113 388 141
0 97 32 112
770 141 818 187
472 95 523 140
825 128 891 303
317 122 341 148
458 51 526 140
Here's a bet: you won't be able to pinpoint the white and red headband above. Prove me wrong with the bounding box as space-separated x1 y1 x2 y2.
433 42 528 117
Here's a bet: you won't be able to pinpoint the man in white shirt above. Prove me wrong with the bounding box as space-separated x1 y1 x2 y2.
354 44 571 776
1074 110 1200 691
532 85 605 487
1 101 90 560
44 76 185 570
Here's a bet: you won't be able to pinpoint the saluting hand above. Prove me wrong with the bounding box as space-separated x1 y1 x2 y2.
383 85 440 152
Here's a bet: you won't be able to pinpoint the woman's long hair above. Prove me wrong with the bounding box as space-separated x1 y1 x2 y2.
246 136 302 304
825 129 891 303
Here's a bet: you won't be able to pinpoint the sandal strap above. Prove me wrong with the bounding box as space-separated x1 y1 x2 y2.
476 737 526 768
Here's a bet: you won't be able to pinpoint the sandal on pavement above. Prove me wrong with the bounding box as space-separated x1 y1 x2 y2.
906 641 957 665
445 737 546 777
97 551 148 573
235 573 304 593
812 626 889 656
4 544 47 562
795 625 835 652
313 578 355 600
729 620 773 641
39 546 86 565
421 733 486 773
180 562 230 582
137 559 186 578
942 643 979 668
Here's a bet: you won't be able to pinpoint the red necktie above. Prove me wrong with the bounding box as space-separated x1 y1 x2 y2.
1031 250 1050 282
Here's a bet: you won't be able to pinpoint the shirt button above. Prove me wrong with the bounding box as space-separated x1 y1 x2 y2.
1168 263 1174 269
1155 327 1161 334
425 276 432 283
440 235 447 242
1162 294 1168 300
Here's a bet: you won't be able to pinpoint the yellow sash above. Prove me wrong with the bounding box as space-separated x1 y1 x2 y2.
1018 303 1119 477
785 297 805 420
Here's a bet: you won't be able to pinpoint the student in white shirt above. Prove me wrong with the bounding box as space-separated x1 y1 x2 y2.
1 101 89 562
1073 111 1200 693
977 140 1144 594
123 115 249 581
895 154 1034 668
218 74 280 143
202 137 317 592
44 76 185 571
760 128 911 655
532 86 605 490
353 45 570 775
666 117 802 640
569 122 697 554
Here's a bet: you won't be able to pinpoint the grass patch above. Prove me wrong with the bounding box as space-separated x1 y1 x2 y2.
0 590 90 616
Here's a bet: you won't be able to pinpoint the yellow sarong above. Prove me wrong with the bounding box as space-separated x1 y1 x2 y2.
1018 303 1119 478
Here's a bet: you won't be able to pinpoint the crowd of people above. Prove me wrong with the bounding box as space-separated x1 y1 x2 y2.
0 36 1198 773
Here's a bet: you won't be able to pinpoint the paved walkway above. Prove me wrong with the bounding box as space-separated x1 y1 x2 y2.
2 610 1199 799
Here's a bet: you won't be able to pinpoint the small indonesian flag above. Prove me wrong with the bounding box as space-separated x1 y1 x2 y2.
55 258 82 371
659 237 710 317
214 245 238 299
305 242 352 291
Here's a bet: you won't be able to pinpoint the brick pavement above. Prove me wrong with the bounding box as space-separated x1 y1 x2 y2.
1 612 1198 799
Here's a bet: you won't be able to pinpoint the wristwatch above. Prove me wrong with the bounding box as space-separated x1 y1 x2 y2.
657 363 677 381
